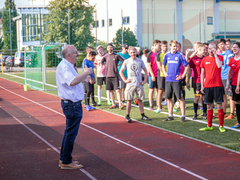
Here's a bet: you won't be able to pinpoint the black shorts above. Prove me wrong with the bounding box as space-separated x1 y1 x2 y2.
204 87 224 104
165 81 183 99
148 76 158 89
181 77 186 86
106 77 119 91
191 77 194 88
193 83 202 95
229 79 233 97
157 77 165 90
83 82 94 93
232 85 240 102
97 77 106 85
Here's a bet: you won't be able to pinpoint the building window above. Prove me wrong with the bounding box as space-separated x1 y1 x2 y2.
102 20 104 27
122 16 130 25
93 20 99 28
207 17 213 25
109 19 112 26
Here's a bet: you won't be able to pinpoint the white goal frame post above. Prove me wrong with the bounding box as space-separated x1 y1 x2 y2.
24 43 66 91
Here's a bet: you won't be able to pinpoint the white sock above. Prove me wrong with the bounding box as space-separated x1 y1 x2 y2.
169 114 173 117
107 90 110 101
98 88 102 102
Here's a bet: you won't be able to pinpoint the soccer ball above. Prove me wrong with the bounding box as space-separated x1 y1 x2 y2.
134 98 138 105
174 101 180 109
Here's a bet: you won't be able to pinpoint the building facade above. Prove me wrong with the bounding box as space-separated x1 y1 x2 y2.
90 0 240 50
14 0 240 51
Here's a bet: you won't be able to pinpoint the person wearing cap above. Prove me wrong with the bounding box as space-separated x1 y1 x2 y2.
101 43 125 109
117 44 130 104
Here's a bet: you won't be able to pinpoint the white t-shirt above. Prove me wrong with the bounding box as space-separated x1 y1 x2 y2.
121 57 146 87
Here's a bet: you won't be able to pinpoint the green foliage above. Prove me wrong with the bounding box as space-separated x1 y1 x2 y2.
43 0 95 49
0 36 4 50
0 9 3 19
112 27 138 48
2 0 17 50
76 52 87 67
90 39 107 49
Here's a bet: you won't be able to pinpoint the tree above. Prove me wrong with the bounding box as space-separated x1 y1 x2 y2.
0 36 4 50
2 0 17 50
112 27 138 48
43 0 95 49
90 39 107 49
0 9 3 19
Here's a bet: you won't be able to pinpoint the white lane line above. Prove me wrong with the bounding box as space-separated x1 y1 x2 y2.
0 86 208 180
12 101 60 105
0 106 97 180
82 123 208 180
1 106 61 153
93 108 240 155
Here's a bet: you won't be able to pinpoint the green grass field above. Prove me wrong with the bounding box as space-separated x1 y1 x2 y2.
1 71 240 152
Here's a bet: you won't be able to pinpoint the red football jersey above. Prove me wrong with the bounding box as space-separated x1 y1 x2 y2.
189 55 204 83
200 55 224 88
228 57 240 86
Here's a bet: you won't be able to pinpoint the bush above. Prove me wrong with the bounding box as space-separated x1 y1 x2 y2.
76 52 87 67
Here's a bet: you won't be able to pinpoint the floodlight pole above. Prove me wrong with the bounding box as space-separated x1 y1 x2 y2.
39 9 42 45
147 9 149 49
224 8 226 39
42 45 46 91
173 8 175 40
199 9 201 42
95 9 97 49
9 8 12 57
121 9 123 46
68 9 70 45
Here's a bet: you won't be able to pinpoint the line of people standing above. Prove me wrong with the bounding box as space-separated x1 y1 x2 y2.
81 39 240 133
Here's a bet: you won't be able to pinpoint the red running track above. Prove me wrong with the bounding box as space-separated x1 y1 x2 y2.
0 77 240 180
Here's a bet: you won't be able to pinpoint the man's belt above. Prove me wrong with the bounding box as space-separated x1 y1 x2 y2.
62 99 82 103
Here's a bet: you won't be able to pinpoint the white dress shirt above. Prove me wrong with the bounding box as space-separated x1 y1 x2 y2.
56 58 84 102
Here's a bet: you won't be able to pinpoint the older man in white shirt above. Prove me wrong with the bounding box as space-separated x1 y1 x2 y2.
56 45 92 169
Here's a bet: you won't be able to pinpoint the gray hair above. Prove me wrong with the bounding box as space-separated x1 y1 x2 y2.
62 45 74 58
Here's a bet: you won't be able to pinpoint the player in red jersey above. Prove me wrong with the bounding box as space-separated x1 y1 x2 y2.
147 40 161 110
227 42 240 128
186 44 207 120
199 41 226 132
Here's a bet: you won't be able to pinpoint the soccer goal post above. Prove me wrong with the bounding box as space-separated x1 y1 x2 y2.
24 43 66 91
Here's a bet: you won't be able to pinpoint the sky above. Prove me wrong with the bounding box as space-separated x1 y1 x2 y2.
0 0 30 9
